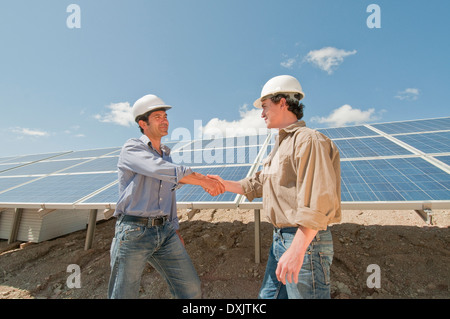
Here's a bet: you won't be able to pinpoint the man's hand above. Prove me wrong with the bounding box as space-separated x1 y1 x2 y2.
275 226 318 285
206 174 224 184
179 172 225 196
207 174 245 195
276 245 305 284
201 176 225 196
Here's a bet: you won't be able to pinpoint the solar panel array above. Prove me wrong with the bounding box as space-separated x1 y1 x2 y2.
0 117 449 211
0 147 120 209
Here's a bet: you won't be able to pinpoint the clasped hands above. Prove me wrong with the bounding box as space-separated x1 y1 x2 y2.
201 174 225 196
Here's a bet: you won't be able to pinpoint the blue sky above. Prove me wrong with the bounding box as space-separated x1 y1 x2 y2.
1 0 449 157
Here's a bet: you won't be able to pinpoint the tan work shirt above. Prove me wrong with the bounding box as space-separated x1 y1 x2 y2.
239 121 341 230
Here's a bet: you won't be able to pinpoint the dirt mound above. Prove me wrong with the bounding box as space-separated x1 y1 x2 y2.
0 209 449 299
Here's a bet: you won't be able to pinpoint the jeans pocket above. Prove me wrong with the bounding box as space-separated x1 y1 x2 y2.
278 231 294 251
120 224 146 242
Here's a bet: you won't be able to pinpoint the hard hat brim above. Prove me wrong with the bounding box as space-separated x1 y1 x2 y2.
253 92 305 108
253 98 263 108
133 105 172 122
149 105 172 111
142 105 172 113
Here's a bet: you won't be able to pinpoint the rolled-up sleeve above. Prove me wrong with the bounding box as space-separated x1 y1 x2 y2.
119 140 193 186
239 170 264 202
295 138 340 230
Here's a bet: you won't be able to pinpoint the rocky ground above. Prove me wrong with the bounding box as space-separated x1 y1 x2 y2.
0 209 449 299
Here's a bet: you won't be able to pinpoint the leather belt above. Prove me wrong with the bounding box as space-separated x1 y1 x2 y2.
120 215 168 227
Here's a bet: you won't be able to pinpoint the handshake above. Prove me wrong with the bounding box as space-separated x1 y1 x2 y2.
200 174 225 196
180 172 234 197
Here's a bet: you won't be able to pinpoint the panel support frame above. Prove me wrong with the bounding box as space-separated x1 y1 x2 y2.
414 208 434 225
84 209 98 250
8 208 23 244
254 209 261 264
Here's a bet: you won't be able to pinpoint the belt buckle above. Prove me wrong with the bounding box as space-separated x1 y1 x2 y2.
150 216 165 227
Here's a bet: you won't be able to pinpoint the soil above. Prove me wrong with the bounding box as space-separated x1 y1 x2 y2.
0 209 449 299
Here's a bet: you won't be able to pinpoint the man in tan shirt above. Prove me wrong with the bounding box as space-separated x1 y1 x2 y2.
209 75 341 299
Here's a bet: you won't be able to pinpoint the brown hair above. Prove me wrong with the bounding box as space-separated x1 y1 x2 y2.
269 93 305 120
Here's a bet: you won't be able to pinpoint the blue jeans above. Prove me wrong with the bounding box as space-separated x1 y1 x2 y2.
258 227 334 299
108 218 201 299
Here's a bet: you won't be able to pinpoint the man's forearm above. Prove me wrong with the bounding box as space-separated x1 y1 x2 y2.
222 180 245 195
206 175 245 195
292 226 318 254
179 172 209 186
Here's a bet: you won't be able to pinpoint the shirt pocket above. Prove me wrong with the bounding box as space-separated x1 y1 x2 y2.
262 151 285 177
275 154 296 186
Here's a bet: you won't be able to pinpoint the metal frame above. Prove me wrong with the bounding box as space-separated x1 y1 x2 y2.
1 118 449 259
2 199 448 260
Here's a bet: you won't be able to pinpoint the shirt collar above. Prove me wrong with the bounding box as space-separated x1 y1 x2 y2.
139 135 171 156
139 134 150 145
279 120 306 141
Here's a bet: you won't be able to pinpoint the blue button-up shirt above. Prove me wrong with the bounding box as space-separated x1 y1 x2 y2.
114 135 193 230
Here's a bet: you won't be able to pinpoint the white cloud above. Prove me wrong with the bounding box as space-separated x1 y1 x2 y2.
280 57 297 69
64 125 86 138
95 102 134 126
305 47 357 74
395 88 420 101
12 127 49 137
201 104 268 138
310 104 379 127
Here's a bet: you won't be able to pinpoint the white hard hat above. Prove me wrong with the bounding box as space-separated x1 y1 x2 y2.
132 94 172 121
253 75 305 108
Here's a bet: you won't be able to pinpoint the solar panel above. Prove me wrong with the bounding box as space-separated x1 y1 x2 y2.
5 151 70 164
0 159 87 177
370 117 450 134
53 147 120 160
0 155 26 164
0 117 448 211
333 136 413 158
0 176 37 194
394 132 450 154
0 151 72 174
340 158 450 202
62 156 119 173
171 146 264 166
241 117 450 210
80 181 118 204
0 173 117 204
436 155 450 166
193 135 267 149
176 165 253 203
0 163 25 173
162 140 194 152
317 125 378 139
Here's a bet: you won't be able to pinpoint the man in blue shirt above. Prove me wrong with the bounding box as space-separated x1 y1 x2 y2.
108 94 224 299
